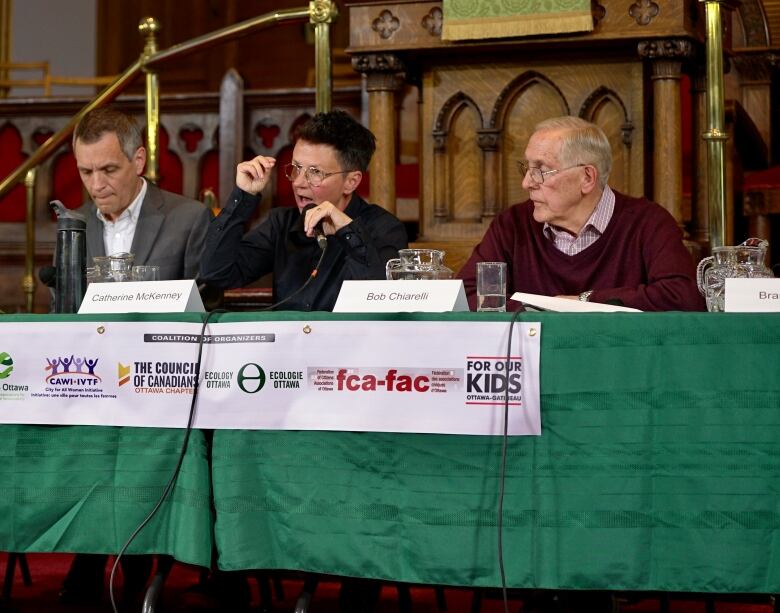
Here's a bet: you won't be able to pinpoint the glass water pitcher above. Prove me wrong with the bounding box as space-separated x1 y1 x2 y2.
696 238 773 312
385 248 454 280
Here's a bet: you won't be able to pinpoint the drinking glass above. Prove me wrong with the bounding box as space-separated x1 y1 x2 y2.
131 265 160 281
476 262 507 312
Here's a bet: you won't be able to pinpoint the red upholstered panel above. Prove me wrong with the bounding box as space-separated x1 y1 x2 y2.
200 149 219 201
157 127 183 195
743 165 780 190
353 163 419 202
681 73 692 198
0 123 29 222
396 163 419 198
53 150 83 210
274 143 296 208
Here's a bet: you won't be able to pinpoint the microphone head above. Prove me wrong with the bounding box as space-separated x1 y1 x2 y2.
39 265 57 288
301 203 327 250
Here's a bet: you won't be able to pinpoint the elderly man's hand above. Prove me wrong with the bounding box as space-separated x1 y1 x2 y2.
236 156 276 195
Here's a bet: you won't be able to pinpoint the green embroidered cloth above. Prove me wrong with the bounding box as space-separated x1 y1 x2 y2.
442 0 593 41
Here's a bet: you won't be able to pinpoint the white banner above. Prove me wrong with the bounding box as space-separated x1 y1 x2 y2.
0 319 541 435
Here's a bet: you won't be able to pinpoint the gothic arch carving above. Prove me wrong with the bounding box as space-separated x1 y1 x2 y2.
579 86 635 193
431 92 484 222
736 0 770 47
433 92 484 136
489 71 570 130
579 86 634 147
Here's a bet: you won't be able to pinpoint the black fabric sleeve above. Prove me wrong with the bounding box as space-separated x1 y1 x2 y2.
199 187 274 289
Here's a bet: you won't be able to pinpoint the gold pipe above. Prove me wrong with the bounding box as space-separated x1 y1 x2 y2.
144 7 310 68
310 1 337 113
140 18 161 184
700 0 729 249
0 0 10 99
23 168 37 313
0 58 143 200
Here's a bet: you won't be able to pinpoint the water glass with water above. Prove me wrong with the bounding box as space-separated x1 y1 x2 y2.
476 261 507 312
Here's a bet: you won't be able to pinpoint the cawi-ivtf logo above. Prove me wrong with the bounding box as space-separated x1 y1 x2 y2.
44 355 101 385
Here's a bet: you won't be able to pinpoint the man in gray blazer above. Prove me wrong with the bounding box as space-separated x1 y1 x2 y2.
59 106 209 606
75 106 209 281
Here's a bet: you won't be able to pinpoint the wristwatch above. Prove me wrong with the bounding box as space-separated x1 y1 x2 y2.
578 290 594 302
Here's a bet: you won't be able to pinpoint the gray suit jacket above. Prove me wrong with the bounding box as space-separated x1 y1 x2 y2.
81 182 211 281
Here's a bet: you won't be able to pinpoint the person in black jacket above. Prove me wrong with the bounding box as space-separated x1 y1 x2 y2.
199 109 408 311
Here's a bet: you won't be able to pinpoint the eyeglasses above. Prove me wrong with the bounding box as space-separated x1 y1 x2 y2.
284 162 351 187
517 160 588 185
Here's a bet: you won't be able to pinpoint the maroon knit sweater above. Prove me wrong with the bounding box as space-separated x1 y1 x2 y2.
457 190 706 312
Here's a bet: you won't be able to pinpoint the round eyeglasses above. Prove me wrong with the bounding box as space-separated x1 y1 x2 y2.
285 162 351 187
517 160 588 184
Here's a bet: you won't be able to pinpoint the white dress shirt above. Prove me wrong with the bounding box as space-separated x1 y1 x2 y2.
96 178 147 256
543 185 615 256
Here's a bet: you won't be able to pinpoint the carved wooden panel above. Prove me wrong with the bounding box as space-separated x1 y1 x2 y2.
447 105 482 222
348 1 696 53
420 59 644 241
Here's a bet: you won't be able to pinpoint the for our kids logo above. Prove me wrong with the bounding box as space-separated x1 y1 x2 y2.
0 352 13 379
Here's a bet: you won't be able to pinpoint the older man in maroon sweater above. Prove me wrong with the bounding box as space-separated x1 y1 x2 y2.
458 116 705 312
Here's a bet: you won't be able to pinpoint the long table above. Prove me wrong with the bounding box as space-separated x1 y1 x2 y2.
210 311 780 593
1 312 780 593
0 313 214 567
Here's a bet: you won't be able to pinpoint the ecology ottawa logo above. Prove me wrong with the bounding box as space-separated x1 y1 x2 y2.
0 352 13 379
237 363 266 394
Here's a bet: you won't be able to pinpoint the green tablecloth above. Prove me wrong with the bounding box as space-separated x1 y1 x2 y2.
0 425 212 567
0 313 214 567
211 312 780 592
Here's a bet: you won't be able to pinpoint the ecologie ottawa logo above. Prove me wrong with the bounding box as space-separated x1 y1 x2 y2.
236 363 302 394
0 352 13 379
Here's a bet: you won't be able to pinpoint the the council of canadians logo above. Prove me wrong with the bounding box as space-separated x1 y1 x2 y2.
0 352 13 379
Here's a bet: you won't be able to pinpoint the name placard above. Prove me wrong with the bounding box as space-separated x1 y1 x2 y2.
725 278 780 312
78 279 205 314
333 280 469 312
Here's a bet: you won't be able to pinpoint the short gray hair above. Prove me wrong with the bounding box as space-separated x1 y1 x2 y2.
73 106 143 161
534 116 612 189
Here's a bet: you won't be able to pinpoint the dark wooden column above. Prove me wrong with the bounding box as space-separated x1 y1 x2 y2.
353 53 406 213
638 38 695 227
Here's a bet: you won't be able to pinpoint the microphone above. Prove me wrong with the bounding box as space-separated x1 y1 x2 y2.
302 203 328 251
39 265 57 288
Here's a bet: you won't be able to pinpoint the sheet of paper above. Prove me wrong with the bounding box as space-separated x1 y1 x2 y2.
511 292 641 313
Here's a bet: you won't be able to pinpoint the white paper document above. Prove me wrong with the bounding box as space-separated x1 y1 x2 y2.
511 292 641 312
